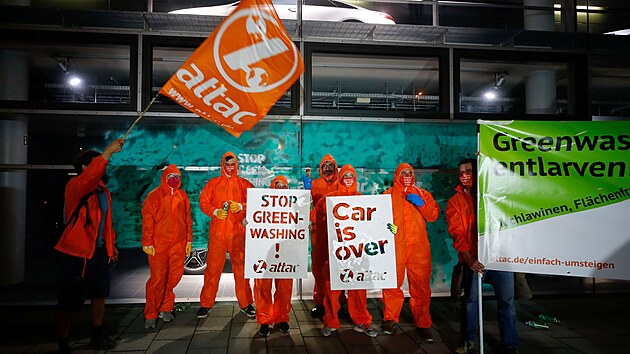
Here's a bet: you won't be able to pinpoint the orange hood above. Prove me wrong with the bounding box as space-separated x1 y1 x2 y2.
221 151 239 178
337 164 358 193
270 175 289 189
161 164 182 190
318 153 338 183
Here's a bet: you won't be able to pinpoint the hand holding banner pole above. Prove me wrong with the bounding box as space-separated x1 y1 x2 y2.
122 93 160 140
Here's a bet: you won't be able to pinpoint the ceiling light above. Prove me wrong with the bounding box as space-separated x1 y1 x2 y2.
67 75 82 87
484 91 496 100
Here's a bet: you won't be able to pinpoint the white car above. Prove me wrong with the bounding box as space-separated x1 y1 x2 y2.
170 0 396 25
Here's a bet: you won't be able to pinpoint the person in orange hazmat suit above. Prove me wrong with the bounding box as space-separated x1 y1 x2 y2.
196 152 256 318
142 164 193 329
253 175 294 337
309 154 339 318
317 164 378 338
380 163 440 341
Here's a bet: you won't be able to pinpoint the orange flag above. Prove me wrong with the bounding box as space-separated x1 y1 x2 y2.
160 0 303 137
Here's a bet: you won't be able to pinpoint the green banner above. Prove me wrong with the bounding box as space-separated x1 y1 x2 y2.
479 121 630 236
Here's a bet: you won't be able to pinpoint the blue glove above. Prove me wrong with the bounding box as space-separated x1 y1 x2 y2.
302 174 312 190
406 193 425 207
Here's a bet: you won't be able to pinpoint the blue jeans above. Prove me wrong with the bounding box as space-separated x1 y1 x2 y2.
466 270 519 348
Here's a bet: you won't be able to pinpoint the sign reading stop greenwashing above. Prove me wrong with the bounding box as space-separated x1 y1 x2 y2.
244 188 310 278
478 121 630 280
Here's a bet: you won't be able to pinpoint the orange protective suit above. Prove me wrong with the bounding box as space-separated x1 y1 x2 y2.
199 152 254 309
55 156 116 259
254 175 294 325
446 184 477 262
142 164 193 320
381 163 440 328
317 165 372 329
310 154 338 306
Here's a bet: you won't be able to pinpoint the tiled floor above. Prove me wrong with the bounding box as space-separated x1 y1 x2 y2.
1 295 630 353
1 248 630 353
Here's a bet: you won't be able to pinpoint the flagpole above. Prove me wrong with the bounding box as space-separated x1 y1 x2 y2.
123 93 160 140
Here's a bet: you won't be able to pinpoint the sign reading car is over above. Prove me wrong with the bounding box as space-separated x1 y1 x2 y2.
326 195 396 290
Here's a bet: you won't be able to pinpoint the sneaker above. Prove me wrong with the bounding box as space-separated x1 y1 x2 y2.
259 324 271 337
416 327 434 343
455 340 474 353
279 322 290 333
159 311 174 322
240 304 256 318
196 307 211 319
89 331 117 351
353 324 378 338
310 304 325 318
144 318 157 329
381 320 396 335
322 327 337 337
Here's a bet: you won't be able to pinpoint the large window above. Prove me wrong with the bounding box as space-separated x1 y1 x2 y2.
0 31 135 109
591 56 630 118
307 44 447 117
455 50 588 119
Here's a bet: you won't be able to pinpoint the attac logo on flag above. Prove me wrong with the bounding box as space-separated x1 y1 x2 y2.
160 0 303 137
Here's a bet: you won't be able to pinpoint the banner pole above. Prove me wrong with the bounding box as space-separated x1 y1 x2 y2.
123 93 160 140
478 272 484 354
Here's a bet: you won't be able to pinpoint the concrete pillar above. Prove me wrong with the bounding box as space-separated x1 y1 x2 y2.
524 0 555 32
526 70 557 115
0 50 28 285
524 0 556 115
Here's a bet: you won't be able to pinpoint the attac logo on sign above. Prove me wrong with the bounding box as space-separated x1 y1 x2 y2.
160 0 303 137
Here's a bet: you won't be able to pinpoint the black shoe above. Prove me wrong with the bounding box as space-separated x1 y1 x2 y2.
381 320 396 335
89 331 117 350
259 324 271 337
196 307 212 319
240 304 256 318
310 304 325 318
279 322 290 333
416 327 434 343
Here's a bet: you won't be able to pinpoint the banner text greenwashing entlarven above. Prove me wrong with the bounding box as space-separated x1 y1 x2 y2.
492 132 630 177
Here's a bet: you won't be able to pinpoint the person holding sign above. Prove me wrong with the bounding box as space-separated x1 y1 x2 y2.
141 164 193 329
197 152 256 319
317 164 378 338
446 158 519 354
309 154 340 318
253 175 294 337
380 163 440 340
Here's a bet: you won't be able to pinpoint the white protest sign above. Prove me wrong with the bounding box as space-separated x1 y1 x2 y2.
245 188 310 278
326 194 396 290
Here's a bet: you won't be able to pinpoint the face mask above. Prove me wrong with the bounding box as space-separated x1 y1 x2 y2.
224 164 236 176
167 176 180 188
342 176 354 188
402 176 413 186
460 172 473 188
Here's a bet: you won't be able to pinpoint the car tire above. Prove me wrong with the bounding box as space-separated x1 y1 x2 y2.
184 248 208 275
